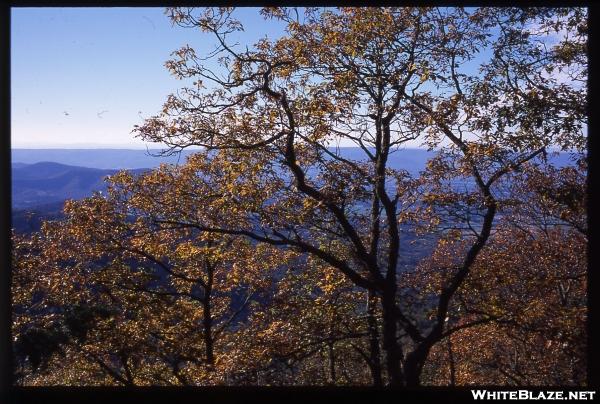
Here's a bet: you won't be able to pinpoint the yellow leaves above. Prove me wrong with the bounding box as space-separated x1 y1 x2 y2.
323 30 343 46
319 269 340 294
420 68 430 83
301 197 320 212
275 65 294 78
529 87 538 98
12 5 591 386
175 242 202 260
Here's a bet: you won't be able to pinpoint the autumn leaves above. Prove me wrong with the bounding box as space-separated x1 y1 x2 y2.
13 7 587 386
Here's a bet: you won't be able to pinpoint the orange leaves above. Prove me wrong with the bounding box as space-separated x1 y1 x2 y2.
431 225 585 385
317 266 345 295
13 6 589 387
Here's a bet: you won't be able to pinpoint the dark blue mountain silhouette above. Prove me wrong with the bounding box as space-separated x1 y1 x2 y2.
12 162 119 209
12 147 575 171
12 149 198 170
12 162 147 210
10 148 578 233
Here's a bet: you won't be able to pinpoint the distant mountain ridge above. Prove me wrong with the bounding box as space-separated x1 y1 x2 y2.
12 148 199 170
11 148 578 233
12 200 66 234
12 147 577 171
11 147 442 171
12 161 145 210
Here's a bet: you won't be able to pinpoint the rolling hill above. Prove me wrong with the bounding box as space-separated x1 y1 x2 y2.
10 148 578 234
12 162 120 209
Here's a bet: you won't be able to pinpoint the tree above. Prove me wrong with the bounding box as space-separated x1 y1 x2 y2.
130 7 586 386
411 158 586 385
12 171 291 385
12 6 586 387
214 256 370 385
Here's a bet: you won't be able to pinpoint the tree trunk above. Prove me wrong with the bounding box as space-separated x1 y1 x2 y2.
404 343 432 387
381 290 403 386
202 259 215 367
447 336 456 386
366 290 383 386
202 296 215 366
327 340 336 384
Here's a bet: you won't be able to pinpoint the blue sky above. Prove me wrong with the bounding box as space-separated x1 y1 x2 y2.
11 7 287 148
11 7 575 150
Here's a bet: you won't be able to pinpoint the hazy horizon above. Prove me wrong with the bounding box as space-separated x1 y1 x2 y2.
11 8 296 149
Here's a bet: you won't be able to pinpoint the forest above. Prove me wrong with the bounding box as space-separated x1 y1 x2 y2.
11 7 587 387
